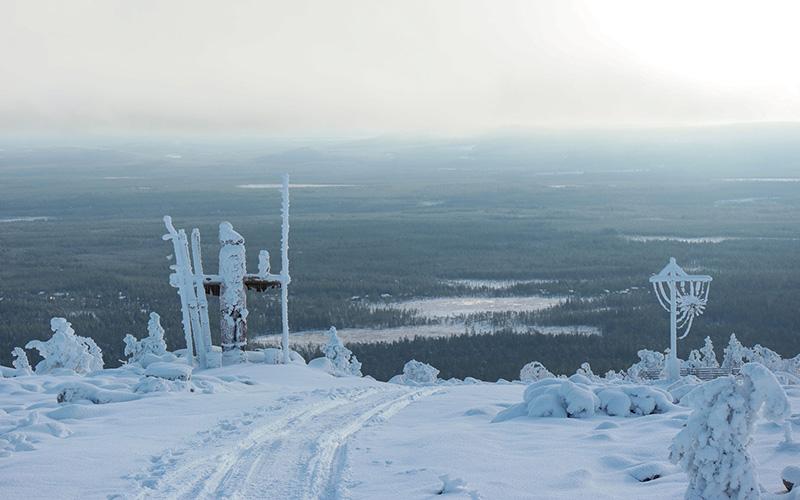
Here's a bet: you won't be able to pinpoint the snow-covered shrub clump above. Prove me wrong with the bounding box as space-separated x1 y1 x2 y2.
627 349 665 381
12 347 33 376
519 361 554 382
320 327 362 377
25 318 104 375
389 360 440 386
493 378 676 422
123 313 175 367
670 363 791 499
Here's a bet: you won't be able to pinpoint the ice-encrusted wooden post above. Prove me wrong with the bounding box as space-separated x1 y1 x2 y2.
163 216 198 367
280 174 291 364
650 257 712 380
219 222 249 355
190 228 213 367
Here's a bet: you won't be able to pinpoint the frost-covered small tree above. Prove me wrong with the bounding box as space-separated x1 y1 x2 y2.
628 349 665 381
698 336 719 368
322 327 362 377
684 349 704 370
721 333 751 371
669 363 791 499
25 318 104 375
11 347 33 376
124 312 169 365
685 337 719 370
520 361 554 382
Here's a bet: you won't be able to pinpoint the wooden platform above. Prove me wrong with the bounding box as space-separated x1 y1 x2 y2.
202 274 281 296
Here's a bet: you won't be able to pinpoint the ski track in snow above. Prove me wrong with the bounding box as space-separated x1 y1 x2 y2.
123 385 436 500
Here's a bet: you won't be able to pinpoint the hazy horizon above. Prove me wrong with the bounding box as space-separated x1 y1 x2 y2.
3 0 800 137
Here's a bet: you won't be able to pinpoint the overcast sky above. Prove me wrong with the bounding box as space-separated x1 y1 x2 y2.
2 0 800 136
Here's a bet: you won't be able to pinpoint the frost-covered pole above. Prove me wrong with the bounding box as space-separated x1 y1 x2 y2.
219 222 249 355
668 279 678 380
280 174 291 364
650 257 712 381
190 228 212 368
163 216 195 367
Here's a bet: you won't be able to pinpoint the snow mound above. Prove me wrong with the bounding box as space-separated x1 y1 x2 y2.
626 462 673 482
390 360 440 386
261 348 306 365
493 379 676 422
144 362 192 381
784 466 800 492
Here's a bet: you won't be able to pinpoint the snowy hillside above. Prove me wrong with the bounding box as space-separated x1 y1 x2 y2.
1 357 799 499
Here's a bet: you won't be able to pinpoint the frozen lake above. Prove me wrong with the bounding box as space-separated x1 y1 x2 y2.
0 216 52 223
385 295 566 319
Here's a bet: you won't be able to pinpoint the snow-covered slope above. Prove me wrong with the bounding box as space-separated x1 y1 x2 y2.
1 363 798 499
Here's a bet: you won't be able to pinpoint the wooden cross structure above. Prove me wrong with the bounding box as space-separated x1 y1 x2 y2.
163 175 292 368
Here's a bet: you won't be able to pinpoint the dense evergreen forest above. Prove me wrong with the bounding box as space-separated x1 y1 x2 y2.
1 130 799 376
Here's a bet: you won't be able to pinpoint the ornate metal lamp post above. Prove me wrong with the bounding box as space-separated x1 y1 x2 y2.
650 257 712 380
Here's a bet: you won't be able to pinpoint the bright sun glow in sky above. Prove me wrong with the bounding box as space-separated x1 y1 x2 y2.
1 0 799 136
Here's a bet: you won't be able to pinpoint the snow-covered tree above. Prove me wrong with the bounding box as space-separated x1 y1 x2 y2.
698 336 719 368
322 327 362 377
123 312 169 365
519 361 554 383
627 349 665 381
25 318 104 375
685 337 719 370
11 347 32 375
669 363 791 499
721 333 751 371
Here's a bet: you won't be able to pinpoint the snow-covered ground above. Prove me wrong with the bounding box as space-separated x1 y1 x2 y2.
2 362 798 499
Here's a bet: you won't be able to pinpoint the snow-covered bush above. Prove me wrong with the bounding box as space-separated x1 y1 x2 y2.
493 378 675 422
390 360 440 386
721 333 751 371
749 344 784 372
320 327 361 377
627 349 665 381
25 318 104 375
123 312 171 366
519 361 553 382
669 362 791 499
11 347 33 376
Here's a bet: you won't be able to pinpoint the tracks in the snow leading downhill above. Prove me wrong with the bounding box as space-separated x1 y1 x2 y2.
126 385 436 500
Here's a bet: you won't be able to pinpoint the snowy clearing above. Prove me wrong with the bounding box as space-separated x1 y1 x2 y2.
443 279 558 289
236 184 358 189
254 323 599 347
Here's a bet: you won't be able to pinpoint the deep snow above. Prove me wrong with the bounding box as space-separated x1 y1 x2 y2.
1 362 799 499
